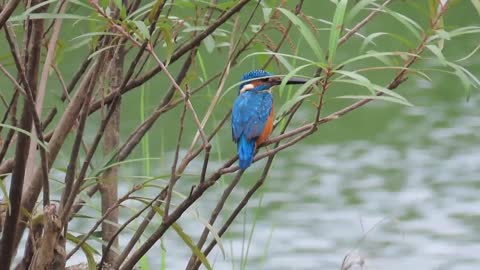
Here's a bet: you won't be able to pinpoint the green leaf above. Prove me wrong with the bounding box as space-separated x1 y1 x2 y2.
262 7 272 23
113 0 123 11
148 204 213 270
69 0 95 10
66 37 92 51
277 93 314 120
429 26 480 42
216 1 236 10
360 32 388 52
96 157 162 175
305 16 368 41
337 51 417 67
171 227 211 270
0 123 48 150
9 13 101 22
428 0 440 19
334 78 412 106
278 8 324 62
191 211 226 259
87 44 118 60
71 32 121 41
336 95 413 106
132 20 150 40
335 70 373 91
241 51 315 65
426 44 447 65
139 256 150 270
274 54 294 72
22 0 58 16
100 0 108 9
447 62 480 100
347 0 375 22
456 43 480 62
148 0 165 24
383 7 422 40
127 1 155 20
66 233 99 269
328 0 348 63
277 63 315 92
175 0 196 8
158 22 174 64
471 0 480 15
276 77 322 121
203 35 215 53
120 4 127 19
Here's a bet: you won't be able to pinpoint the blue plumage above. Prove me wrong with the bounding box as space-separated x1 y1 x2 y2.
232 70 274 170
237 135 256 169
231 70 307 170
238 70 272 94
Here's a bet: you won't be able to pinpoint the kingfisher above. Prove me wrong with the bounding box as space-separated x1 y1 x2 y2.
231 70 307 170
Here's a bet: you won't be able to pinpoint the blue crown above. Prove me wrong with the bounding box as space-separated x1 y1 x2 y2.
239 69 273 91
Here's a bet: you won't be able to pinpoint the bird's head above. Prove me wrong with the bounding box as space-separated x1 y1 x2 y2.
238 69 307 94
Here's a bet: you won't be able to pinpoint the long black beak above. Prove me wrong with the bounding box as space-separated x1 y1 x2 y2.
269 76 308 86
286 77 309 85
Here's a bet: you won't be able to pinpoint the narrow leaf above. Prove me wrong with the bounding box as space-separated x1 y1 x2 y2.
66 233 99 269
132 20 150 40
276 77 322 120
471 0 480 15
148 0 165 23
203 35 215 53
0 123 48 150
191 211 226 259
328 0 348 63
150 205 212 270
278 8 324 61
336 95 413 106
9 13 101 22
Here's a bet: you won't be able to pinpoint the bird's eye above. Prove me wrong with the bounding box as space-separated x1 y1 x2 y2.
261 78 269 82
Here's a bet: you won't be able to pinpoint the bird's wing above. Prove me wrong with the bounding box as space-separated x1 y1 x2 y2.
232 92 273 142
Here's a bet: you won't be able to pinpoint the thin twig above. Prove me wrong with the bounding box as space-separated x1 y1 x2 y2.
66 185 142 259
164 90 189 219
186 171 243 269
338 0 393 46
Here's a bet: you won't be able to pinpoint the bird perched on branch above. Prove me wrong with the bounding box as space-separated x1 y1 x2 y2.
232 70 307 170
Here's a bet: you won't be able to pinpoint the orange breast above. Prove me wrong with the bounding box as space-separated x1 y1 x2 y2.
256 105 274 146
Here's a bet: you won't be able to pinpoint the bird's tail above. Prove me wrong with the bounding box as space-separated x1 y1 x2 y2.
238 135 256 169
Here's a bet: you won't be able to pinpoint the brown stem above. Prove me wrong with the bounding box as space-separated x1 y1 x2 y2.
67 186 141 260
113 188 168 268
16 58 101 251
186 171 243 269
0 0 21 31
190 157 274 270
126 0 250 90
0 94 33 268
100 37 124 265
164 95 188 219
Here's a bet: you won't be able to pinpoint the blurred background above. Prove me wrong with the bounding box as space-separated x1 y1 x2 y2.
2 1 480 269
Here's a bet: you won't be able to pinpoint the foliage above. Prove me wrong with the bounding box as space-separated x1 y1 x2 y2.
0 0 478 269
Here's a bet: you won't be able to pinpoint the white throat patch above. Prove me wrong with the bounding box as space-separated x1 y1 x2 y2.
240 83 254 94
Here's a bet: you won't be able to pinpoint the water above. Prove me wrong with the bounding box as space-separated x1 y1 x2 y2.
2 1 479 269
162 81 480 270
129 65 480 269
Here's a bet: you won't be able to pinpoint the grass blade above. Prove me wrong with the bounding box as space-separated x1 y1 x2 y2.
328 0 348 63
0 123 48 150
